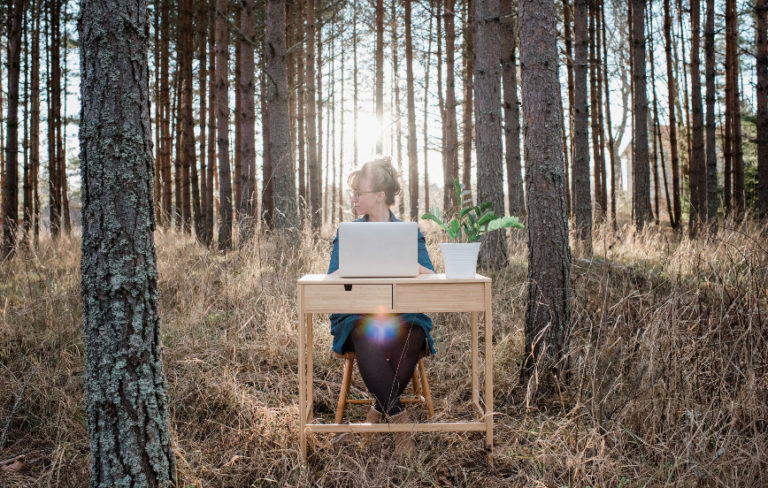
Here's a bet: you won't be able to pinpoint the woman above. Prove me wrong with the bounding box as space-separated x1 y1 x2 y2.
327 157 435 457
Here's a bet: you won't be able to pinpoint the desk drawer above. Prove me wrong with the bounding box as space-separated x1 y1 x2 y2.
395 282 486 312
302 284 393 313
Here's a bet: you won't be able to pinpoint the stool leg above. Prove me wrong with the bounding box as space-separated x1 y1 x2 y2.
418 359 435 418
411 370 422 397
335 358 354 424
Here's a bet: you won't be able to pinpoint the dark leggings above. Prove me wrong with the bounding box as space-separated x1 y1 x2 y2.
348 322 426 417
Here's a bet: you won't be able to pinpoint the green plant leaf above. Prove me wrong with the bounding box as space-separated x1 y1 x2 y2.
448 219 461 240
486 215 525 232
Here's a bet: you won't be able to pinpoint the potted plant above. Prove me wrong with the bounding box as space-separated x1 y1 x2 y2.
422 180 524 278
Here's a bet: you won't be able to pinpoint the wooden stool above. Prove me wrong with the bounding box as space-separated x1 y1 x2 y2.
333 351 435 423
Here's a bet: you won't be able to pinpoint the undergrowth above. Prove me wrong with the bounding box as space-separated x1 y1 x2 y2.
1 218 766 487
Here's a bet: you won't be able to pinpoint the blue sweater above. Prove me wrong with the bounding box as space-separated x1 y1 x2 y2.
326 213 437 355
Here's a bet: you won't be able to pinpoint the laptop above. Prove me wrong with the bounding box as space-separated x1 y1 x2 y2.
338 222 419 278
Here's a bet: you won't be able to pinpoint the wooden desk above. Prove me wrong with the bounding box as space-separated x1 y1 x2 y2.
297 273 493 459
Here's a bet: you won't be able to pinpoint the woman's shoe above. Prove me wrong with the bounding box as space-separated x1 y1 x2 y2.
365 406 383 424
388 409 416 458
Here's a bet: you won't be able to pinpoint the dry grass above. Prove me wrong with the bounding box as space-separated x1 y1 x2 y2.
1 217 766 487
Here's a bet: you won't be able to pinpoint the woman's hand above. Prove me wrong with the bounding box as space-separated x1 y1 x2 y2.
418 264 435 275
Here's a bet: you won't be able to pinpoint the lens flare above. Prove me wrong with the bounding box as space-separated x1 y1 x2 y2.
360 311 404 344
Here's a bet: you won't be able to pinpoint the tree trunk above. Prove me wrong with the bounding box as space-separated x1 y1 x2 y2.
79 0 176 484
238 0 256 242
375 0 384 154
727 0 744 219
423 12 433 213
572 0 591 253
704 0 717 226
392 1 404 216
443 0 459 214
589 3 603 222
216 0 233 250
266 0 297 230
757 0 768 219
297 0 307 213
689 0 706 236
339 21 345 224
518 0 572 394
48 0 61 238
647 12 664 226
563 0 574 215
631 0 652 229
436 1 446 200
306 0 320 228
179 0 194 233
462 0 474 197
160 0 172 226
663 0 680 228
353 0 359 167
204 0 216 246
474 0 507 268
260 50 274 229
30 0 41 243
600 0 617 229
317 23 324 223
198 0 208 241
501 0 523 218
405 0 419 220
3 0 24 257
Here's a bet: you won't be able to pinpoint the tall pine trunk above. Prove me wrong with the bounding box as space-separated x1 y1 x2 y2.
3 0 24 257
443 0 459 213
306 0 321 228
204 0 216 246
705 0 718 225
79 0 175 484
423 12 433 213
405 0 419 220
216 0 233 249
757 0 768 218
266 0 297 230
663 0 681 228
572 0 592 253
631 0 652 229
239 0 257 242
727 0 744 219
375 0 384 154
179 0 194 233
689 0 706 236
518 0 572 394
501 0 523 218
474 0 508 268
462 0 474 196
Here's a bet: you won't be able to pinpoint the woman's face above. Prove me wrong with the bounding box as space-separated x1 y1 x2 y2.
350 175 384 216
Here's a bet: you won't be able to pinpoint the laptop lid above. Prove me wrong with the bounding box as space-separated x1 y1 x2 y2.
338 222 419 278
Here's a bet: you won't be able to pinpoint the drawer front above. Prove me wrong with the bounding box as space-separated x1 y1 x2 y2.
394 283 486 312
302 284 393 313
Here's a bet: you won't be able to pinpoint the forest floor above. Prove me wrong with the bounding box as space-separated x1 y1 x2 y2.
1 216 767 487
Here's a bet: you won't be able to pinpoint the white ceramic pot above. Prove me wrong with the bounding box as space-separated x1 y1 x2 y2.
439 242 481 278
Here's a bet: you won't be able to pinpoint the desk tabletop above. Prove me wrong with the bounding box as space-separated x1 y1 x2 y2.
298 273 491 284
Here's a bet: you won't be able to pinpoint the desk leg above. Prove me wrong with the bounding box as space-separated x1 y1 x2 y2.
484 284 493 450
306 314 314 423
471 311 479 414
298 309 306 460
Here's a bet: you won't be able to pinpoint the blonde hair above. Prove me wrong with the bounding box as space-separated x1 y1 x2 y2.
347 156 401 206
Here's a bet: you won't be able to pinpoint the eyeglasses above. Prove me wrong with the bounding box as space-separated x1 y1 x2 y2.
349 190 379 199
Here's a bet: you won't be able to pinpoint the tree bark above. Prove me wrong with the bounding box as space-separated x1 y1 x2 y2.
518 0 572 393
297 0 307 213
501 0 523 218
563 0 574 215
726 0 744 219
3 0 24 257
474 0 507 268
239 0 257 242
216 0 233 250
405 0 419 220
600 0 617 229
179 0 195 233
704 0 717 226
631 0 652 229
663 0 681 228
79 0 176 484
266 0 297 230
204 0 216 246
375 0 384 154
423 12 433 213
198 1 208 241
160 0 172 227
757 0 768 218
689 0 706 236
48 0 62 238
443 0 459 213
391 3 403 216
306 0 321 228
462 0 474 197
572 0 592 253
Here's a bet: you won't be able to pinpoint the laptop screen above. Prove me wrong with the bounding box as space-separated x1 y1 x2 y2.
338 222 419 278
